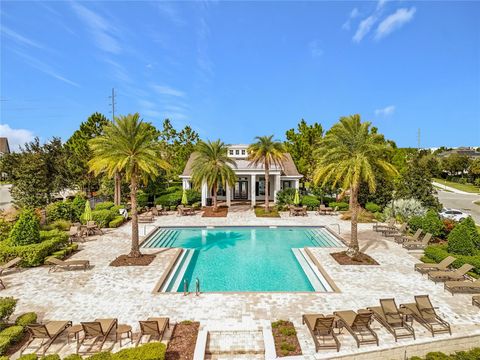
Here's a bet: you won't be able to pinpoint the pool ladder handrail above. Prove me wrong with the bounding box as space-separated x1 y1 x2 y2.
183 279 189 296
195 278 200 296
329 223 341 234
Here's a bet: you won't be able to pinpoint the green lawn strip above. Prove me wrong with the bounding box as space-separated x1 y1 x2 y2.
254 207 280 218
433 178 480 193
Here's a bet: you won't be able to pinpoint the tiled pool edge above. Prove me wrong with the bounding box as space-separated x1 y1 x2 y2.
304 247 341 293
152 248 182 293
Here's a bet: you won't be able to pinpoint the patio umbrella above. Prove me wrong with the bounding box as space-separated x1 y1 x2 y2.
293 189 300 205
181 189 189 206
83 200 92 222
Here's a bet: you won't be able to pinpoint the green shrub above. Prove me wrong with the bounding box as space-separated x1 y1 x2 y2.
0 356 8 360
137 191 149 208
71 195 86 222
447 221 476 256
112 342 166 360
154 189 200 207
301 195 320 210
18 355 38 360
461 216 480 248
0 230 68 267
46 201 73 223
408 210 444 238
86 352 112 360
365 202 381 213
90 210 116 228
384 198 426 221
0 337 9 356
44 219 71 232
95 201 115 211
109 216 124 228
15 312 37 327
63 355 83 360
9 209 40 246
0 297 16 323
328 202 349 211
0 325 25 342
110 205 125 214
424 353 451 360
275 188 296 206
49 243 78 260
40 355 60 360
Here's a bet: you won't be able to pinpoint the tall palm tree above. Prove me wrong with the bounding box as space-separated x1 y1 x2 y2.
191 140 237 211
88 113 170 258
313 115 397 257
248 136 286 212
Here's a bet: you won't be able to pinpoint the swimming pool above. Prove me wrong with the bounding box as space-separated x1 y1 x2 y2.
142 227 343 292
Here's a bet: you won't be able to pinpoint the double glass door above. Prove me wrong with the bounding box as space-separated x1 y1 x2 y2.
234 177 248 199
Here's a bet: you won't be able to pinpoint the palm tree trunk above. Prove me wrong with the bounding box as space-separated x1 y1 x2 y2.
212 182 218 212
346 184 360 257
114 171 121 206
264 163 270 212
129 172 141 258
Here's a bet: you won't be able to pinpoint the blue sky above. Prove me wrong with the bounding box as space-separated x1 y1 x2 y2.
1 1 479 150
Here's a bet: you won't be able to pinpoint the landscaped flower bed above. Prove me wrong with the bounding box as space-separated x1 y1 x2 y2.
165 321 199 360
271 320 302 357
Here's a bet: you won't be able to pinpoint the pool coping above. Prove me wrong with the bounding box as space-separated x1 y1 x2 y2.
152 248 183 293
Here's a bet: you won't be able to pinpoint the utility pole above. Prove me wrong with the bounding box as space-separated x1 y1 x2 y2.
109 88 121 205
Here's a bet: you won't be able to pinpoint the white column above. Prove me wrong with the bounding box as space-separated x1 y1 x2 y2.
251 174 256 207
226 184 231 207
273 175 281 203
201 180 208 207
295 179 300 189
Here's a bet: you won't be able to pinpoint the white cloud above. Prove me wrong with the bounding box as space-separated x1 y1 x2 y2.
375 105 396 117
0 26 44 49
342 7 360 30
352 0 386 42
375 7 416 40
0 124 35 151
308 40 323 58
152 84 185 97
70 2 121 54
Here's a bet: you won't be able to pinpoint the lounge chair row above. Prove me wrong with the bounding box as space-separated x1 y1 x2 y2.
303 295 451 352
21 316 170 356
373 220 433 250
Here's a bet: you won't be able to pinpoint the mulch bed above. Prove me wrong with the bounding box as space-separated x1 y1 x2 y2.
165 321 200 360
272 320 302 357
331 251 379 265
4 332 29 356
109 254 156 266
202 206 228 217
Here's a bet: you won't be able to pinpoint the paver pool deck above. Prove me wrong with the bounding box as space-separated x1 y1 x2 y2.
3 208 480 359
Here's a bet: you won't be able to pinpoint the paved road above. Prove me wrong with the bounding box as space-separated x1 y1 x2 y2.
0 184 12 211
436 189 480 224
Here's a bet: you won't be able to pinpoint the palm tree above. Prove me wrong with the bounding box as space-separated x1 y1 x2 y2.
248 136 286 212
191 140 237 211
88 113 170 258
313 115 397 257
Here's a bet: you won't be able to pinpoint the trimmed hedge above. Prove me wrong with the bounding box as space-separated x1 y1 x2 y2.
408 210 444 238
0 325 24 355
154 189 201 207
88 210 116 228
0 230 69 267
49 243 79 261
328 201 349 211
16 312 37 327
0 297 16 323
63 355 83 360
112 342 166 359
424 244 480 277
365 202 381 213
10 209 40 246
109 216 124 228
18 355 38 360
46 201 74 223
410 348 480 360
95 202 115 211
301 195 320 210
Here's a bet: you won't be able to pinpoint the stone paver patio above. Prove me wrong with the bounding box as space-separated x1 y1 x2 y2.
3 208 480 359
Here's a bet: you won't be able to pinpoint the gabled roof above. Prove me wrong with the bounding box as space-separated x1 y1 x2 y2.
0 138 10 155
181 152 302 177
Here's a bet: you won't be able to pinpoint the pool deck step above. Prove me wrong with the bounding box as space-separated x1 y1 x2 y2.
292 248 326 292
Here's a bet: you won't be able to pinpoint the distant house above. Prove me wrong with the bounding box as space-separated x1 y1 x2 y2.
180 144 303 207
0 138 10 156
437 147 480 158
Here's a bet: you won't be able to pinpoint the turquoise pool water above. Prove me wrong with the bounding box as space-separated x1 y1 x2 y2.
142 227 343 292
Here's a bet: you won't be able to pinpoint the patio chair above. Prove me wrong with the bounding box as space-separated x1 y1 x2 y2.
46 257 90 272
138 213 154 223
86 221 103 235
136 317 170 346
382 223 407 237
402 233 432 250
373 218 395 232
156 205 168 215
22 320 72 355
444 278 480 295
473 295 480 308
368 299 415 341
78 318 118 354
288 205 296 217
177 205 185 216
0 256 22 275
395 229 422 244
151 207 159 216
428 263 474 283
400 295 451 336
316 205 327 215
302 314 340 352
333 309 378 348
414 256 456 274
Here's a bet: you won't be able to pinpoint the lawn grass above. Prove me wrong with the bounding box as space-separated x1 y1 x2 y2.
254 206 280 217
433 178 480 193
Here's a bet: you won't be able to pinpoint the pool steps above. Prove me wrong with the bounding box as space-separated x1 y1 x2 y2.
292 248 330 291
305 229 343 247
160 248 195 292
142 229 180 248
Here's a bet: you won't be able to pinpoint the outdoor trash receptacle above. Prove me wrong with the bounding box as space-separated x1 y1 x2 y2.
206 198 212 206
